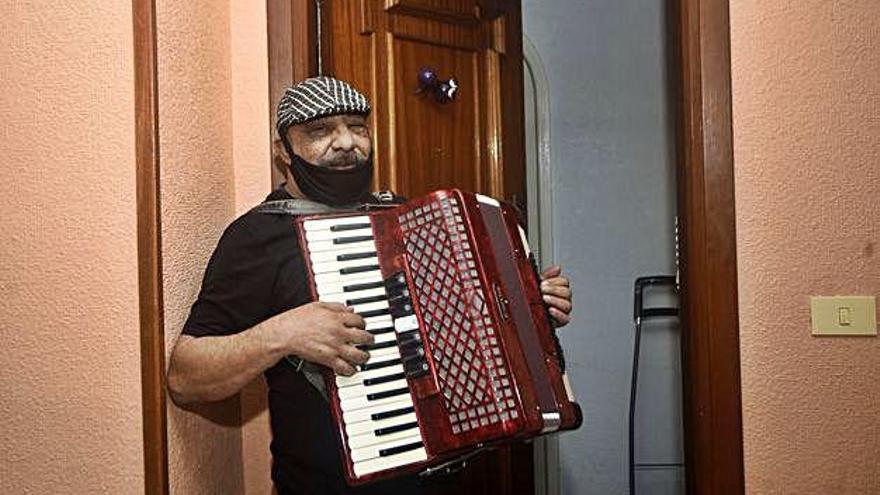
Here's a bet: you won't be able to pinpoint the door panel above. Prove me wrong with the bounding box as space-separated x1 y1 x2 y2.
391 39 480 194
389 0 477 19
323 0 522 202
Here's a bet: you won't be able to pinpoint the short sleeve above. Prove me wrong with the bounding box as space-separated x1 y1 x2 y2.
182 214 307 337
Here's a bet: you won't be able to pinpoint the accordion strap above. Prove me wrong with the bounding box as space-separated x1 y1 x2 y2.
252 191 401 216
253 198 356 216
285 357 329 401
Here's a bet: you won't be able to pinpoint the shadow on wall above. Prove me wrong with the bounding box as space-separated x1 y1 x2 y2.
172 396 242 427
171 379 267 426
240 378 269 424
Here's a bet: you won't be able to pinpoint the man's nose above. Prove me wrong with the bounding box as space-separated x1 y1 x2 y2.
331 126 356 151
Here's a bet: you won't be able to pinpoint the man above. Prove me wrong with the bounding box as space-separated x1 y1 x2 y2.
167 76 573 494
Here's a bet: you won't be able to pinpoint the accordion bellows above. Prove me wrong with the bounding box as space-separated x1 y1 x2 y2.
296 189 582 485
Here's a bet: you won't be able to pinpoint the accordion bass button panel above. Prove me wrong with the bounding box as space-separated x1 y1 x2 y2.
302 215 428 478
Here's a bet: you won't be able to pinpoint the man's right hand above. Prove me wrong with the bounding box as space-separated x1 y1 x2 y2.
272 301 374 376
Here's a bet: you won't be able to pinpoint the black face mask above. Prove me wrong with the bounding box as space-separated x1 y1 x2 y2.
284 141 373 206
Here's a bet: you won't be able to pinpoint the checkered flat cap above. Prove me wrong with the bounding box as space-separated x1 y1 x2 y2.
276 76 371 135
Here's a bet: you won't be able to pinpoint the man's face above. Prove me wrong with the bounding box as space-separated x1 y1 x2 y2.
285 114 372 170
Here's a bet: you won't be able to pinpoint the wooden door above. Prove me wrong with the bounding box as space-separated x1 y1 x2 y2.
321 1 532 494
321 0 526 205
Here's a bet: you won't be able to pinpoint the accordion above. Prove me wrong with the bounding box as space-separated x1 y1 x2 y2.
295 189 582 485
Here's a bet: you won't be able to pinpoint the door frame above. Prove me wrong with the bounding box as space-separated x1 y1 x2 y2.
671 0 744 493
134 0 744 493
133 0 168 494
523 33 560 495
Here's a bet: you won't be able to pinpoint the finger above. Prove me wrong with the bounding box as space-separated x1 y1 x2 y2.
540 265 561 279
542 294 572 314
308 344 336 368
549 307 571 327
339 345 371 366
540 284 571 299
339 312 366 329
318 301 350 312
332 358 358 377
343 327 375 346
541 276 570 288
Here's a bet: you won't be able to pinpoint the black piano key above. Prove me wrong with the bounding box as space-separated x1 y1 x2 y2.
402 353 426 368
367 387 409 401
397 330 421 347
339 264 381 275
333 235 374 245
403 359 429 377
366 326 395 336
360 340 398 351
360 358 401 372
336 251 377 262
389 288 411 301
390 301 414 318
343 280 385 292
379 441 424 457
384 272 407 290
358 307 391 318
347 294 388 306
363 372 406 386
371 405 414 421
330 223 372 232
375 421 420 436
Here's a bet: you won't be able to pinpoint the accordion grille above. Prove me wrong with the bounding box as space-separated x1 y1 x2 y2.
399 195 519 434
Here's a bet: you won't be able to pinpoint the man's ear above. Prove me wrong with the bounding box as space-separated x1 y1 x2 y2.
272 138 290 175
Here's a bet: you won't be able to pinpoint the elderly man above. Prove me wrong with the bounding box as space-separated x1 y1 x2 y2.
167 76 573 495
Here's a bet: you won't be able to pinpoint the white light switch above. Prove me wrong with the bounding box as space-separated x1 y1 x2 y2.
811 296 877 336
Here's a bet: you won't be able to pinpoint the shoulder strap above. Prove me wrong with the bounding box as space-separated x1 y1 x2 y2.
252 198 356 216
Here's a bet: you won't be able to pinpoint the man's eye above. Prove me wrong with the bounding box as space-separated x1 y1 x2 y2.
350 125 368 135
308 128 329 137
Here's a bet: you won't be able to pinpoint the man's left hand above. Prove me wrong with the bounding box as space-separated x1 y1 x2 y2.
540 265 572 328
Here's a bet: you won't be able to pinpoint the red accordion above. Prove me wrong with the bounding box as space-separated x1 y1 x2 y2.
296 189 582 485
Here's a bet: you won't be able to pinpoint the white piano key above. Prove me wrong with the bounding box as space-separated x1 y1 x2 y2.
340 389 412 413
394 315 419 333
365 346 400 360
348 425 422 449
320 286 388 304
314 269 382 287
365 316 394 330
303 215 371 232
337 378 408 400
344 412 418 436
314 270 382 289
311 257 380 275
352 446 428 477
318 281 385 300
370 332 397 345
336 364 405 388
361 349 401 366
309 244 377 263
307 239 376 254
350 300 389 314
349 434 423 463
306 227 375 242
341 397 412 424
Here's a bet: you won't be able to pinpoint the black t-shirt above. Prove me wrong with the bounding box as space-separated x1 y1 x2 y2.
183 187 457 495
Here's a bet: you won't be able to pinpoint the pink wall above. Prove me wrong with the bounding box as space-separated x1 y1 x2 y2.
731 1 880 493
229 1 274 493
0 2 144 493
158 0 272 493
157 0 241 491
